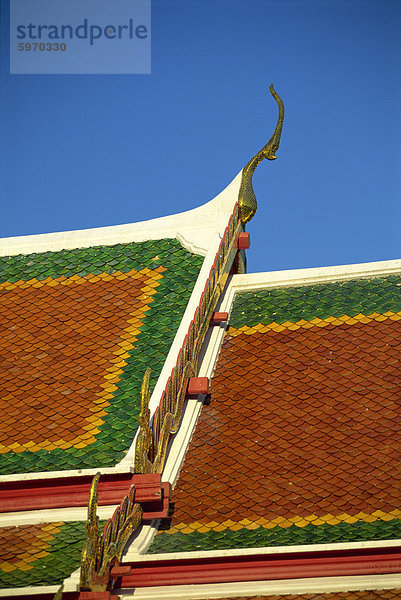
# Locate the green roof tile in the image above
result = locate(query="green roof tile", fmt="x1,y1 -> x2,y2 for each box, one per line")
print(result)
230,277 -> 401,328
149,519 -> 401,554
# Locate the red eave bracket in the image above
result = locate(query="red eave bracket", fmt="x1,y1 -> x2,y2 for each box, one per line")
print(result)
186,377 -> 209,397
210,311 -> 228,325
142,480 -> 171,519
237,232 -> 250,249
110,566 -> 131,578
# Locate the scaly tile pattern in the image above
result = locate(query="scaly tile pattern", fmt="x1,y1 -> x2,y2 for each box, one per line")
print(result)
0,520 -> 104,588
149,276 -> 401,552
0,240 -> 203,473
213,592 -> 401,600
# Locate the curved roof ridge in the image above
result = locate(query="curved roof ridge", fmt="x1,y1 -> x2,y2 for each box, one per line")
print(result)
0,172 -> 242,258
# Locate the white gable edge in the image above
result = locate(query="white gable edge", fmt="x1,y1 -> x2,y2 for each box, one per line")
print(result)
0,173 -> 242,257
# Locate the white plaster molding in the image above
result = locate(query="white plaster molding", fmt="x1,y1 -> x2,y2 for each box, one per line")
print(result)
0,465 -> 133,484
0,585 -> 61,597
4,572 -> 401,598
0,173 -> 241,257
118,220 -> 240,470
0,572 -> 401,600
131,538 -> 401,562
231,258 -> 401,294
116,575 -> 401,599
123,285 -> 235,558
117,229 -> 225,469
60,568 -> 81,594
0,504 -> 117,527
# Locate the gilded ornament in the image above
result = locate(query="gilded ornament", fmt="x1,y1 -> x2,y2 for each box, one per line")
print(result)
80,472 -> 101,589
134,368 -> 153,473
80,473 -> 143,591
238,84 -> 285,224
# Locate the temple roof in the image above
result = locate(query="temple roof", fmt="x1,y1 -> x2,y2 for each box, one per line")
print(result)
150,272 -> 401,554
1,171 -> 400,597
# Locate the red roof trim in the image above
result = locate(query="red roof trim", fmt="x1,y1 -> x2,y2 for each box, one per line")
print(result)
116,546 -> 401,588
0,473 -> 169,513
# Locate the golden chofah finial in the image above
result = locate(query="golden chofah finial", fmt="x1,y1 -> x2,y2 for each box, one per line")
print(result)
238,84 -> 285,224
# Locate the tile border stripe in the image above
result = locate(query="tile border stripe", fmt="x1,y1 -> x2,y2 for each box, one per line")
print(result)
229,311 -> 401,336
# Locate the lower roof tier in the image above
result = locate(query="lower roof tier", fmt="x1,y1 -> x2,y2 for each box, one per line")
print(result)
150,275 -> 401,553
0,519 -> 95,588
0,239 -> 203,474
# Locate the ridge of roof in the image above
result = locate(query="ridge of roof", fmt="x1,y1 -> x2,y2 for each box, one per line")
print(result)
230,258 -> 401,292
0,173 -> 241,257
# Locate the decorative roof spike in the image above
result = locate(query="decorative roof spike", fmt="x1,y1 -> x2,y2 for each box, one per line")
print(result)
80,472 -> 101,590
238,83 -> 285,224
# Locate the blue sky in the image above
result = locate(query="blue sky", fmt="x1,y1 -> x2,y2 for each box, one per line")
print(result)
1,0 -> 400,273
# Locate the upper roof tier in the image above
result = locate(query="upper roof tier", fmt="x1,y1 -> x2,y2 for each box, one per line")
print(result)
0,239 -> 203,474
0,174 -> 241,477
150,264 -> 401,554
